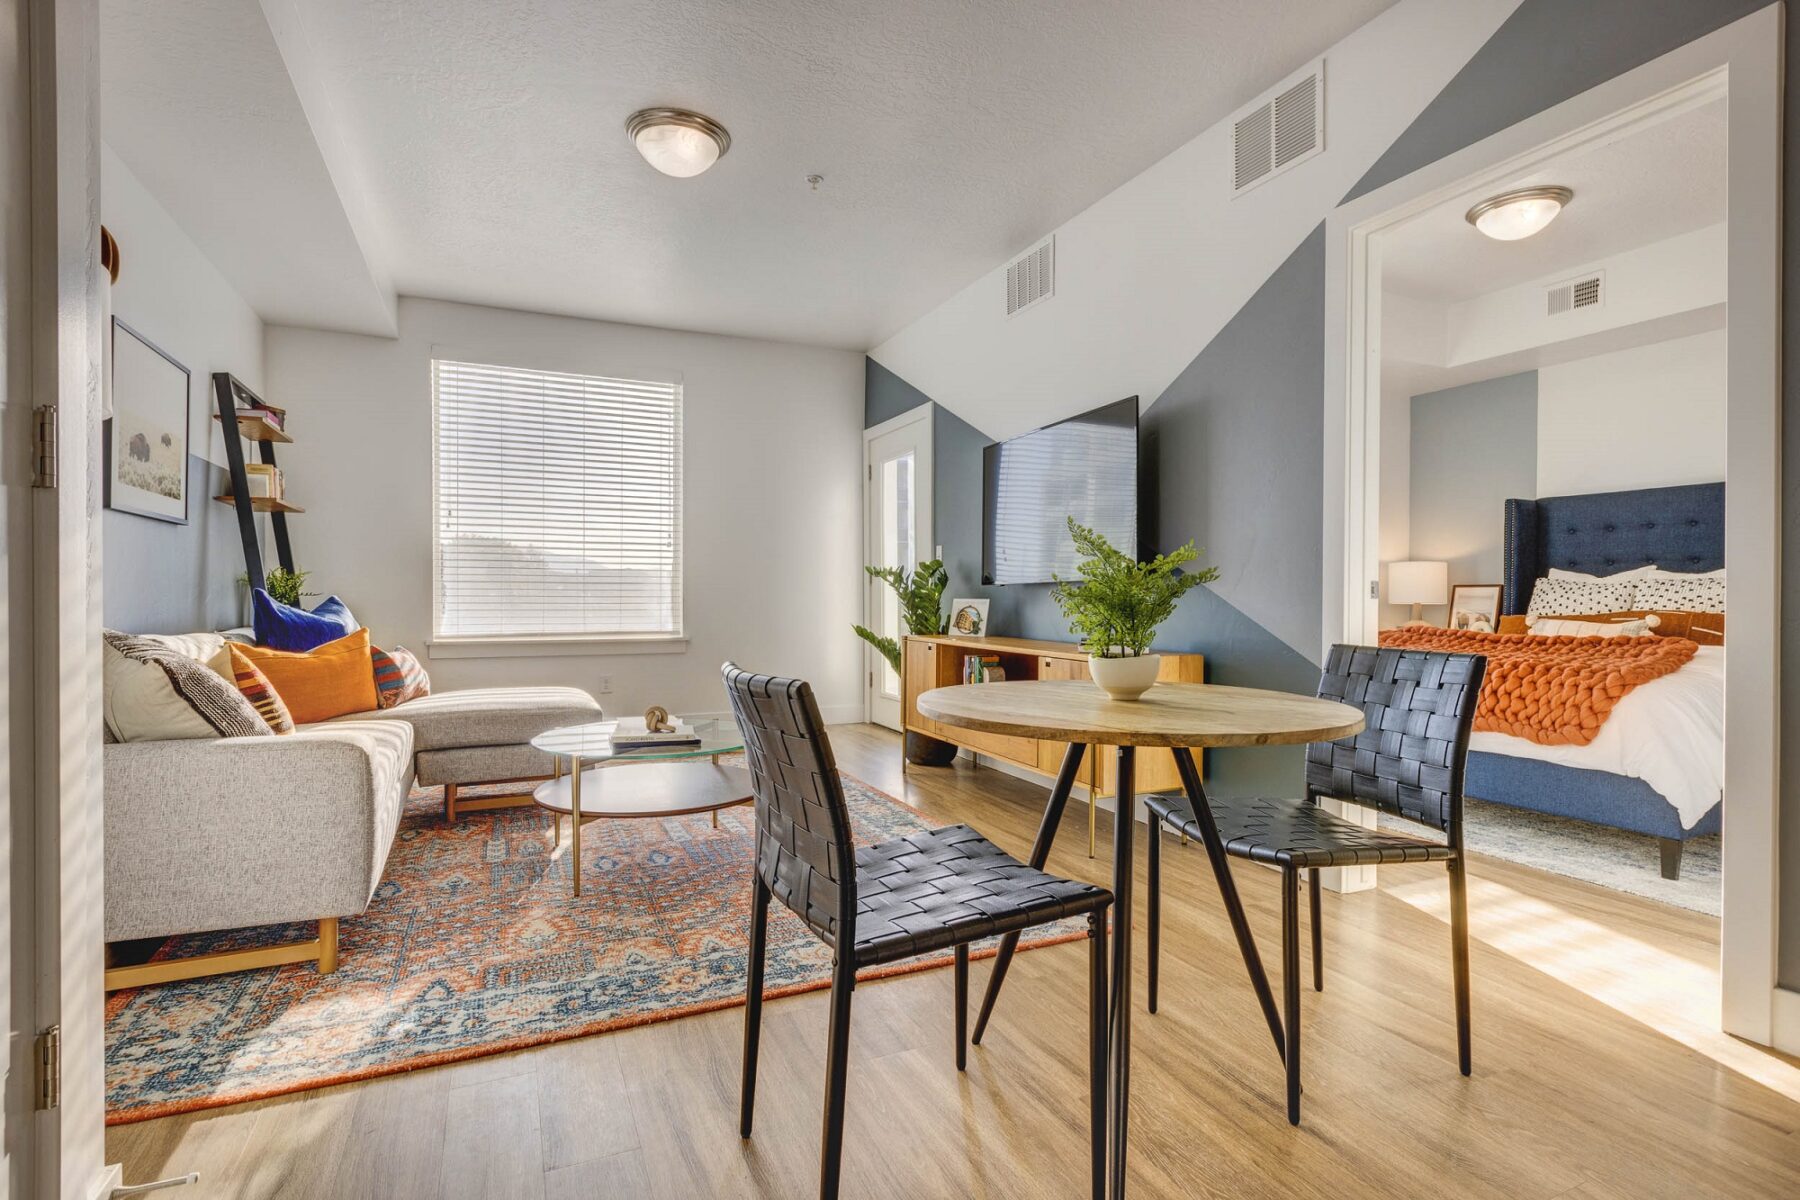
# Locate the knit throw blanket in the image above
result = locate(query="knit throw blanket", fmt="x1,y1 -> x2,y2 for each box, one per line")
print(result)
1377,627 -> 1697,747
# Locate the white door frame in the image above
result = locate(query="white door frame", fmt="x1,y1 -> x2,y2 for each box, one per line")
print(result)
1323,6 -> 1783,1046
23,0 -> 110,1195
862,405 -> 934,726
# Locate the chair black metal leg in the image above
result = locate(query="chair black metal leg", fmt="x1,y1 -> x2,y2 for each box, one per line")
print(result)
1088,910 -> 1109,1200
1448,854 -> 1472,1076
1108,746 -> 1135,1200
819,956 -> 856,1200
1171,748 -> 1286,1063
740,879 -> 770,1138
1308,867 -> 1323,993
1146,810 -> 1161,1015
1282,865 -> 1302,1126
954,944 -> 969,1071
972,741 -> 1088,1044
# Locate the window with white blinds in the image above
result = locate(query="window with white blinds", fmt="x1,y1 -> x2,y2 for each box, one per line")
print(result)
432,358 -> 683,640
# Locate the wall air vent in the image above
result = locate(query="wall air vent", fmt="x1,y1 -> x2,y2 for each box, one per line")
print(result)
1546,271 -> 1604,316
1232,60 -> 1325,195
1006,236 -> 1055,317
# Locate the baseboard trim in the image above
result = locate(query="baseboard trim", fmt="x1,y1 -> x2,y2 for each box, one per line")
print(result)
87,1163 -> 124,1200
1772,986 -> 1800,1055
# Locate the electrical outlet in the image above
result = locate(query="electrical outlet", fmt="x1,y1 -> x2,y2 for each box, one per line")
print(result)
595,675 -> 613,694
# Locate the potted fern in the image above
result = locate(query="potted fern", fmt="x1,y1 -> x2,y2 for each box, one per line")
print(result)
1051,518 -> 1217,700
853,559 -> 959,765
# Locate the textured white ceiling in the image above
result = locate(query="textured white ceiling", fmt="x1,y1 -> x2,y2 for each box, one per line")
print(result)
101,0 -> 1398,348
1381,99 -> 1728,303
100,0 -> 397,335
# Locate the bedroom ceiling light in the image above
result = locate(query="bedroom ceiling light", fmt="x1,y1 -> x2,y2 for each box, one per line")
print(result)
1465,185 -> 1574,241
626,108 -> 731,178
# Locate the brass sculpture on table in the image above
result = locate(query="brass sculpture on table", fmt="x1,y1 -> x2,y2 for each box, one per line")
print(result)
644,705 -> 675,733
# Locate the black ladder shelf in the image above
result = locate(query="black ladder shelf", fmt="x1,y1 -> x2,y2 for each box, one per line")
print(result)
211,372 -> 299,594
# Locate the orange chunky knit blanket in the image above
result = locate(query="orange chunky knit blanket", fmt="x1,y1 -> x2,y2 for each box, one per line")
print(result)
1376,627 -> 1697,747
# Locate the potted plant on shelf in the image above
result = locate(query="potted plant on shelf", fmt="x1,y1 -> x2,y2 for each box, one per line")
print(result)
853,559 -> 959,765
1051,518 -> 1217,700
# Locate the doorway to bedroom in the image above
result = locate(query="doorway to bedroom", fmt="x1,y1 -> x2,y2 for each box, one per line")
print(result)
1367,95 -> 1728,917
1325,10 -> 1784,1052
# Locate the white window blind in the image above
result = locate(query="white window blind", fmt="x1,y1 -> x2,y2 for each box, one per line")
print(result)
432,358 -> 682,640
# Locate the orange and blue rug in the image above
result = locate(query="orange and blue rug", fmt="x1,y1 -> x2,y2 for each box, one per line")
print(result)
103,768 -> 1086,1124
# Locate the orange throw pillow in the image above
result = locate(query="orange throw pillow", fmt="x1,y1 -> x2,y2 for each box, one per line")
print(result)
235,628 -> 379,725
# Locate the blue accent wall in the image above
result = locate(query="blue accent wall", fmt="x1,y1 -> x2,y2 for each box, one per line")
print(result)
103,453 -> 249,634
1410,372 -> 1538,613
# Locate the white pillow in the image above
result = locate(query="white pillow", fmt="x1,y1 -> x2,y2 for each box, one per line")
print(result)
1525,577 -> 1640,619
1633,571 -> 1726,613
1528,615 -> 1659,638
1547,565 -> 1658,582
101,631 -> 272,742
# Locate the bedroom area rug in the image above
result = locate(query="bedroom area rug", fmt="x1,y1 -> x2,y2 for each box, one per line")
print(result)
103,770 -> 1087,1125
1386,799 -> 1720,916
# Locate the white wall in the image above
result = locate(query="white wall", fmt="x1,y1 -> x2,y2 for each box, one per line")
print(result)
1377,382 -> 1412,628
868,0 -> 1520,441
1536,327 -> 1726,496
267,298 -> 866,721
102,143 -> 270,632
104,143 -> 264,467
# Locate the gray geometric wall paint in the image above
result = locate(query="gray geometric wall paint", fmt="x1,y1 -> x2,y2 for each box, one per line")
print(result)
869,0 -> 1797,969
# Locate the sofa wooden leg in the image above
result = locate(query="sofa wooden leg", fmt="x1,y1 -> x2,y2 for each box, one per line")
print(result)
318,917 -> 339,974
104,918 -> 343,991
445,783 -> 458,823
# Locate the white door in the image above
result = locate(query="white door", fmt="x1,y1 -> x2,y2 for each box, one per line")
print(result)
8,1 -> 110,1195
863,409 -> 933,731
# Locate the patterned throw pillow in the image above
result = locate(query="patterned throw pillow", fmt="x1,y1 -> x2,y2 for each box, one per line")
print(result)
102,630 -> 273,741
1525,577 -> 1640,620
225,644 -> 296,733
371,645 -> 431,709
1633,570 -> 1727,613
233,628 -> 379,725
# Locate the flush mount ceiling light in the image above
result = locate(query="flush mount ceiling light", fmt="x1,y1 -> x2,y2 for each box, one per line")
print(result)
1465,185 -> 1574,241
626,108 -> 731,178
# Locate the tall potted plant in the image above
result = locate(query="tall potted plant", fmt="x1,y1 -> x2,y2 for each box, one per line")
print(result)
853,559 -> 959,764
1051,518 -> 1217,700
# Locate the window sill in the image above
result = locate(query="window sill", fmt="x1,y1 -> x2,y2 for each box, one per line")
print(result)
425,636 -> 690,660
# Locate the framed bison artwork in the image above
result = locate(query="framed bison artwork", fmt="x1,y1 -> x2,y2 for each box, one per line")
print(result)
106,318 -> 191,524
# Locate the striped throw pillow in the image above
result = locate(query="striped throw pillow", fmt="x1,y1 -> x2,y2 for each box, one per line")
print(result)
226,644 -> 296,733
371,645 -> 430,709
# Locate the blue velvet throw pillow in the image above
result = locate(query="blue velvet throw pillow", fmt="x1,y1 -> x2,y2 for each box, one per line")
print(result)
251,589 -> 358,652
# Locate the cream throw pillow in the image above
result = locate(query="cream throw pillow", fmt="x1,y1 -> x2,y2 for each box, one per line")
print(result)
1527,615 -> 1660,639
102,630 -> 272,742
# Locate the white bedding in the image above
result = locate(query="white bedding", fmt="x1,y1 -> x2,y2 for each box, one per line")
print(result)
1466,645 -> 1724,830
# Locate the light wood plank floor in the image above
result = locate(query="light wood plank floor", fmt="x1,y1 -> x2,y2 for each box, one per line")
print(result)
108,725 -> 1800,1199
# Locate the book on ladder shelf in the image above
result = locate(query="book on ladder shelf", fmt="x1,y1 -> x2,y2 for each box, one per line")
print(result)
212,372 -> 301,594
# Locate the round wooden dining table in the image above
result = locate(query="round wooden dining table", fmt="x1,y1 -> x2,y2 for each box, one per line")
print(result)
918,679 -> 1364,1200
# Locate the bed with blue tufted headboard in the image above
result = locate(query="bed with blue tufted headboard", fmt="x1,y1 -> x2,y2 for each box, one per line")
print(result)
1469,482 -> 1725,880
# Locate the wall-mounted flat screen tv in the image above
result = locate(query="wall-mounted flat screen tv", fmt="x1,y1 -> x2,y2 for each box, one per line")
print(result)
982,396 -> 1138,585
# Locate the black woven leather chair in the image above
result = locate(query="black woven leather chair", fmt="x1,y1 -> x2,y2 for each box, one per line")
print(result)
1144,644 -> 1486,1125
723,663 -> 1113,1200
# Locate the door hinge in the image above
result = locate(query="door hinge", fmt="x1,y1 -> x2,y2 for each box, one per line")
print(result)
32,406 -> 57,489
35,1025 -> 59,1110
1369,580 -> 1380,600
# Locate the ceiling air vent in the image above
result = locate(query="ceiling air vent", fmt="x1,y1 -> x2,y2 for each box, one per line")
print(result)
1232,60 -> 1325,195
1546,272 -> 1604,316
1006,236 -> 1054,318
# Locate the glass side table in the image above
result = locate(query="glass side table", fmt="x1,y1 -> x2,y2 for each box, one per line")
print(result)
528,718 -> 749,897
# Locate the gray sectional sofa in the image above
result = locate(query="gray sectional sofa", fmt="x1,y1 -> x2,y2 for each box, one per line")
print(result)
102,633 -> 600,990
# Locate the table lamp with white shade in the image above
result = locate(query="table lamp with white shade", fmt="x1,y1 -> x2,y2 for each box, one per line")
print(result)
1389,560 -> 1448,626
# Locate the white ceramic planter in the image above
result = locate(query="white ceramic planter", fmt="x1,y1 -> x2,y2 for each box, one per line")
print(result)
1088,653 -> 1161,701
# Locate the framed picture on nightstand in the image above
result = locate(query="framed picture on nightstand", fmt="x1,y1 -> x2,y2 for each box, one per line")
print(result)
1448,583 -> 1502,632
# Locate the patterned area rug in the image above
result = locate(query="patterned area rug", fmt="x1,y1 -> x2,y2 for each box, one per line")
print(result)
1383,797 -> 1720,916
104,769 -> 1086,1124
